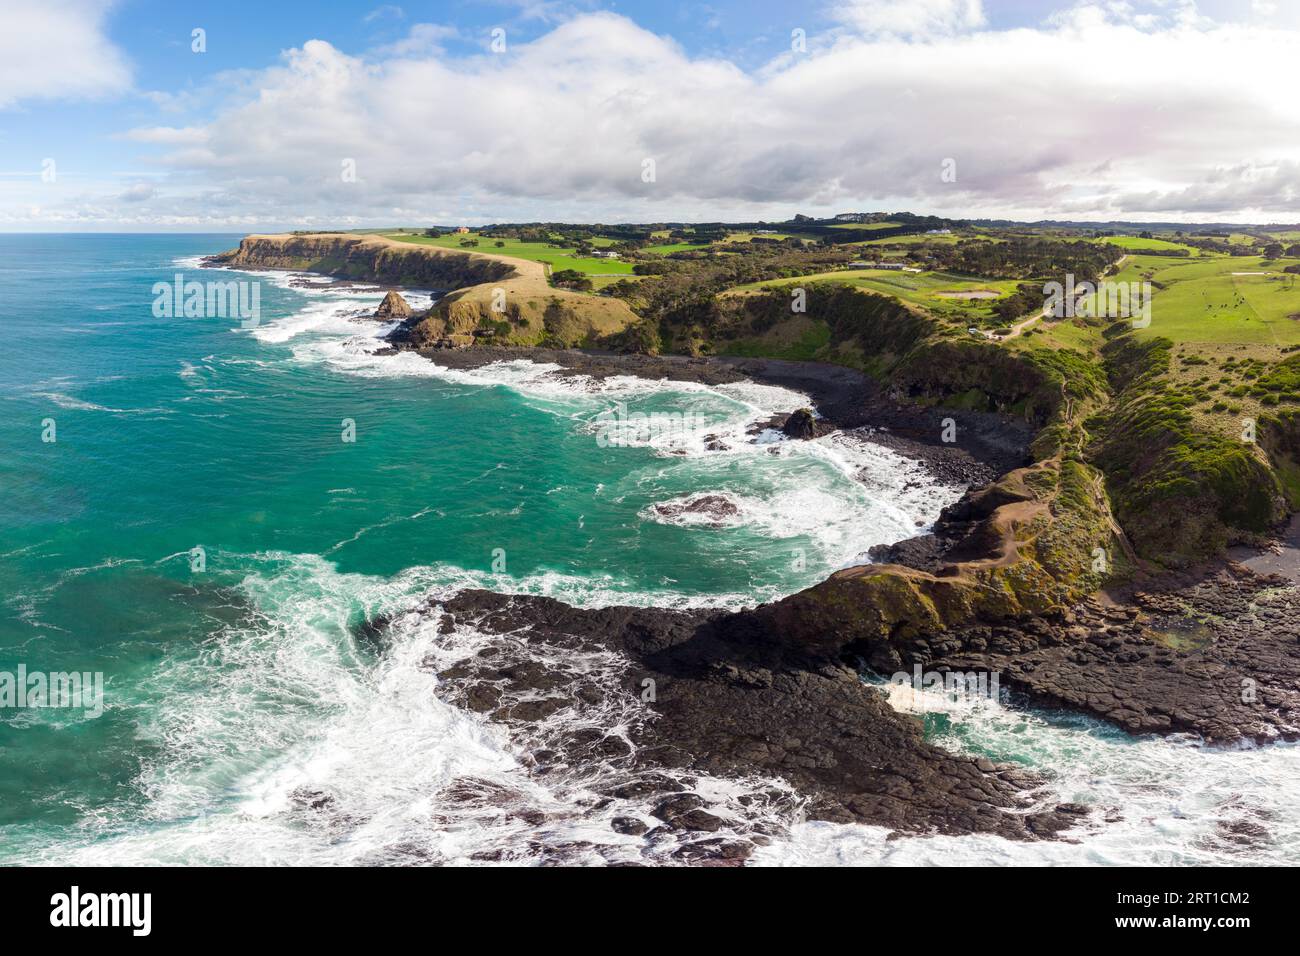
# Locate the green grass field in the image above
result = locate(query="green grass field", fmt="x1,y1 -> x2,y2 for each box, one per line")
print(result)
716,231 -> 797,243
641,241 -> 709,255
1106,254 -> 1300,346
848,232 -> 969,246
386,232 -> 636,275
638,232 -> 798,255
728,268 -> 1022,322
1092,235 -> 1203,255
828,221 -> 902,230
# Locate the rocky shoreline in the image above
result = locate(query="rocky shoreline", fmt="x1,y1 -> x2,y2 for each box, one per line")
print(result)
226,266 -> 1300,860
388,344 -> 1300,840
398,343 -> 1034,484
392,589 -> 1083,859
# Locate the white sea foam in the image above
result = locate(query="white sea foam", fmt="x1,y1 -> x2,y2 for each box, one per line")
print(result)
85,263 -> 1297,868
232,271 -> 961,578
11,552 -> 801,866
30,391 -> 170,416
754,678 -> 1300,866
32,548 -> 1293,867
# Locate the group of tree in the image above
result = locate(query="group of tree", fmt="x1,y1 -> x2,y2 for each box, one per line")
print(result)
550,269 -> 593,292
991,283 -> 1048,323
922,238 -> 1123,281
602,244 -> 856,338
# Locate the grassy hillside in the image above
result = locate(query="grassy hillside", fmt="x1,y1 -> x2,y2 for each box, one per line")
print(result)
218,232 -> 640,348
726,270 -> 1022,324
385,232 -> 636,275
242,224 -> 1300,575
1115,254 -> 1300,345
622,230 -> 1300,572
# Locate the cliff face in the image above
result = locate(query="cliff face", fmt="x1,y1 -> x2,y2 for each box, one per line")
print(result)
700,285 -> 1130,662
407,286 -> 640,349
211,233 -> 520,289
212,232 -> 640,348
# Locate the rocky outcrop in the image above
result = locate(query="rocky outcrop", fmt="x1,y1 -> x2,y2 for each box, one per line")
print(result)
361,343 -> 1300,857
375,290 -> 412,319
392,589 -> 1082,846
760,447 -> 1124,676
405,288 -> 638,351
781,408 -> 833,439
650,494 -> 742,526
922,562 -> 1300,743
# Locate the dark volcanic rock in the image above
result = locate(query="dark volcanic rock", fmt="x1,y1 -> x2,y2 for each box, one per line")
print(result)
650,494 -> 741,526
919,563 -> 1300,743
781,408 -> 834,440
406,588 -> 1076,843
384,555 -> 1300,867
354,343 -> 1300,857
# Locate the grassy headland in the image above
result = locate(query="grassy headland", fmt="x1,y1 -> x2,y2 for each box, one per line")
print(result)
218,218 -> 1300,631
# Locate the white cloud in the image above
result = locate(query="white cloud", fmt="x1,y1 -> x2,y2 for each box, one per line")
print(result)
831,0 -> 986,38
117,182 -> 156,202
372,23 -> 460,57
364,5 -> 405,23
0,0 -> 130,109
16,6 -> 1300,226
123,126 -> 210,145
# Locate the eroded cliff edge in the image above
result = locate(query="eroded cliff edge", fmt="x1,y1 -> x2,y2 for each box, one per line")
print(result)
208,232 -> 639,348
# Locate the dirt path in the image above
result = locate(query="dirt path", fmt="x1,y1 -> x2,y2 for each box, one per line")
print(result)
1002,254 -> 1130,340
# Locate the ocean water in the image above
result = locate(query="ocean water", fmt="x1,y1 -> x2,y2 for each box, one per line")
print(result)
0,234 -> 1295,866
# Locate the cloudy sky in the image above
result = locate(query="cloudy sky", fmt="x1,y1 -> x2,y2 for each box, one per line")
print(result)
3,0 -> 1300,230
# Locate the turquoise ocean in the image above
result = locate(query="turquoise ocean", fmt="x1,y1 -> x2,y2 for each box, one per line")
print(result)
1,234 -> 1296,865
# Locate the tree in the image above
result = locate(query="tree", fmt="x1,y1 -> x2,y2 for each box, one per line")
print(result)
550,269 -> 592,291
1263,242 -> 1284,260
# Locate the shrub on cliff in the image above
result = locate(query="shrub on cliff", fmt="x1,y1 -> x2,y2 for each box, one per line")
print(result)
1090,334 -> 1285,565
605,318 -> 663,356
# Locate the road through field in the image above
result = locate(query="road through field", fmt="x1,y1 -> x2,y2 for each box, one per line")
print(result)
1002,254 -> 1130,339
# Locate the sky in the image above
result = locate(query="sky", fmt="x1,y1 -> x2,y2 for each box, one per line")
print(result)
2,0 -> 1300,231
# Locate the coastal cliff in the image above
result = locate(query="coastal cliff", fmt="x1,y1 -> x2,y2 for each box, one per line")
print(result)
209,232 -> 639,348
212,233 -> 518,287
217,234 -> 1300,833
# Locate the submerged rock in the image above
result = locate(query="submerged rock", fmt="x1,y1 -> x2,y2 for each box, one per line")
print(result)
650,494 -> 742,526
